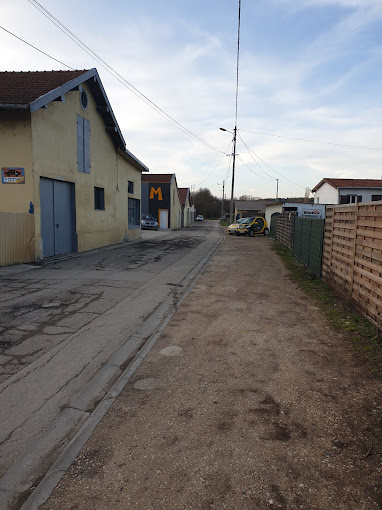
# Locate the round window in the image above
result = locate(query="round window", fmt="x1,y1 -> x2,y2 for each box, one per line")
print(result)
80,90 -> 88,110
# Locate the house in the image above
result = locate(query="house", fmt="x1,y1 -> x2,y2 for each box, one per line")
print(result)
141,174 -> 182,230
178,188 -> 193,227
0,68 -> 148,265
265,201 -> 326,228
312,178 -> 382,205
234,200 -> 268,220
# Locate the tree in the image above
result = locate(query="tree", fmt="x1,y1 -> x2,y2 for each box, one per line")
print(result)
193,188 -> 221,218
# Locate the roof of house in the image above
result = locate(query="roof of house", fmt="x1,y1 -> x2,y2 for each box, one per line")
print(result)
0,70 -> 87,105
141,174 -> 174,183
235,200 -> 268,211
312,178 -> 382,192
0,69 -> 149,173
178,188 -> 189,206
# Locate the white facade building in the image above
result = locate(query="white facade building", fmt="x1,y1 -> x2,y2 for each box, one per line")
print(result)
312,178 -> 382,205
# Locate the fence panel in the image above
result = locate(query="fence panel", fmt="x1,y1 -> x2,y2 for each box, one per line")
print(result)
276,212 -> 296,250
0,212 -> 35,267
322,202 -> 382,329
293,218 -> 324,276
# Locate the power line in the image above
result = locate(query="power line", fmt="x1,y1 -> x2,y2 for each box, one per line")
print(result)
26,0 -> 225,155
238,132 -> 276,180
237,156 -> 275,182
239,129 -> 382,152
0,25 -> 74,70
238,132 -> 307,189
195,141 -> 233,187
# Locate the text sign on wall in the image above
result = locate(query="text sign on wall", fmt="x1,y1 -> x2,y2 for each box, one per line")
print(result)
149,186 -> 163,200
1,167 -> 25,184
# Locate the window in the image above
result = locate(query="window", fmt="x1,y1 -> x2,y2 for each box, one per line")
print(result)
94,187 -> 105,210
128,198 -> 140,227
77,115 -> 90,173
80,90 -> 88,110
128,181 -> 134,194
372,195 -> 382,201
340,195 -> 362,204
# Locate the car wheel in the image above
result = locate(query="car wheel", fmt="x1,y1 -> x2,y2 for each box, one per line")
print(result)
264,228 -> 269,236
248,230 -> 255,237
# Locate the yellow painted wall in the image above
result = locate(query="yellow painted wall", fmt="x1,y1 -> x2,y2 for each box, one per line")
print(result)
0,111 -> 33,213
30,83 -> 142,258
170,181 -> 182,230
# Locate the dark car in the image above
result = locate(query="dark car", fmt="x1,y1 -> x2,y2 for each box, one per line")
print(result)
141,214 -> 159,230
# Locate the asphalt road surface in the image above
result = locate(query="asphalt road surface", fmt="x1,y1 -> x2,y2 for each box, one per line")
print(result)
0,221 -> 223,510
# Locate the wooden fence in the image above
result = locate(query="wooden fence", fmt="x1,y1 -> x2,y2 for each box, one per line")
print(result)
322,202 -> 382,329
275,211 -> 296,250
0,212 -> 35,267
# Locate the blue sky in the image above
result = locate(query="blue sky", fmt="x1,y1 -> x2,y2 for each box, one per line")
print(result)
1,0 -> 382,199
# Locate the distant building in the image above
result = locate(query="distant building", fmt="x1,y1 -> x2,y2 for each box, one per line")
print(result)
141,174 -> 182,230
312,178 -> 382,204
234,200 -> 268,220
265,202 -> 326,229
178,188 -> 194,227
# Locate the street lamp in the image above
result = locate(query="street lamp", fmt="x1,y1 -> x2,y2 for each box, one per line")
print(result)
220,127 -> 237,224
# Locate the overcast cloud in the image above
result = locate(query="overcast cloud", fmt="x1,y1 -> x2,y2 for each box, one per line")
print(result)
1,0 -> 382,199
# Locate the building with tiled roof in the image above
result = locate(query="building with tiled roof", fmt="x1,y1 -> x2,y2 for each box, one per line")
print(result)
0,68 -> 148,265
141,173 -> 182,230
312,178 -> 382,205
178,188 -> 194,227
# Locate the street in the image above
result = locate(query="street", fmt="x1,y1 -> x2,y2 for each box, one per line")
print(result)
0,221 -> 223,510
37,233 -> 381,510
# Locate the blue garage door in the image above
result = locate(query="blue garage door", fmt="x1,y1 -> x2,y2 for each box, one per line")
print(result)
40,178 -> 76,258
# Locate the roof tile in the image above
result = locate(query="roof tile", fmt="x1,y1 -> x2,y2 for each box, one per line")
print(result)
0,70 -> 89,105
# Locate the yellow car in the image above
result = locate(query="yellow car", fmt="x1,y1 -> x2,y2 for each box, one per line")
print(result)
228,216 -> 269,237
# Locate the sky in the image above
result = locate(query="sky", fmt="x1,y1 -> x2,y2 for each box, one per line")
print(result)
1,0 -> 382,199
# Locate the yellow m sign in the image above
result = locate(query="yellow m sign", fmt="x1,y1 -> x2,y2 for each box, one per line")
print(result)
149,187 -> 163,200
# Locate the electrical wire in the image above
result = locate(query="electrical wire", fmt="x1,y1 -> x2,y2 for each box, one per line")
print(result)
238,132 -> 276,180
0,24 -> 74,70
195,141 -> 233,187
239,129 -> 382,152
237,132 -> 307,190
26,0 -> 225,154
237,156 -> 276,182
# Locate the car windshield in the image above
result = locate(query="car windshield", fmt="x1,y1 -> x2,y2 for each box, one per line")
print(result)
240,217 -> 255,224
142,215 -> 155,221
234,218 -> 246,224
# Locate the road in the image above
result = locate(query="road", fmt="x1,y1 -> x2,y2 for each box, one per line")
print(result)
39,233 -> 382,510
0,221 -> 223,509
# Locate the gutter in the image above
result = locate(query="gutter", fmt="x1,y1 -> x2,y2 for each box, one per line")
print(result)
0,104 -> 29,110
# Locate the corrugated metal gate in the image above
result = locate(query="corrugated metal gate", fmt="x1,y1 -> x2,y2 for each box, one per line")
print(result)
293,218 -> 325,276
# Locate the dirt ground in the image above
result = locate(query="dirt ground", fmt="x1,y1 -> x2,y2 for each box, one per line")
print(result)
42,235 -> 382,510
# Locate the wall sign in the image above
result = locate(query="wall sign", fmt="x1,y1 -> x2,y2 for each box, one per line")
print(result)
1,167 -> 25,184
149,186 -> 163,200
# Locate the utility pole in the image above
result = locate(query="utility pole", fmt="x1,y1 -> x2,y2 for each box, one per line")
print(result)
230,127 -> 237,223
219,180 -> 225,220
219,0 -> 241,225
276,179 -> 279,201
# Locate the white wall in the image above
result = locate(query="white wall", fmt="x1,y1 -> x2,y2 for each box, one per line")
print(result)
314,182 -> 339,204
265,203 -> 282,227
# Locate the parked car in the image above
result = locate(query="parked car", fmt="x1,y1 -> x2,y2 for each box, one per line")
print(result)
141,214 -> 158,230
196,215 -> 204,221
228,216 -> 269,236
